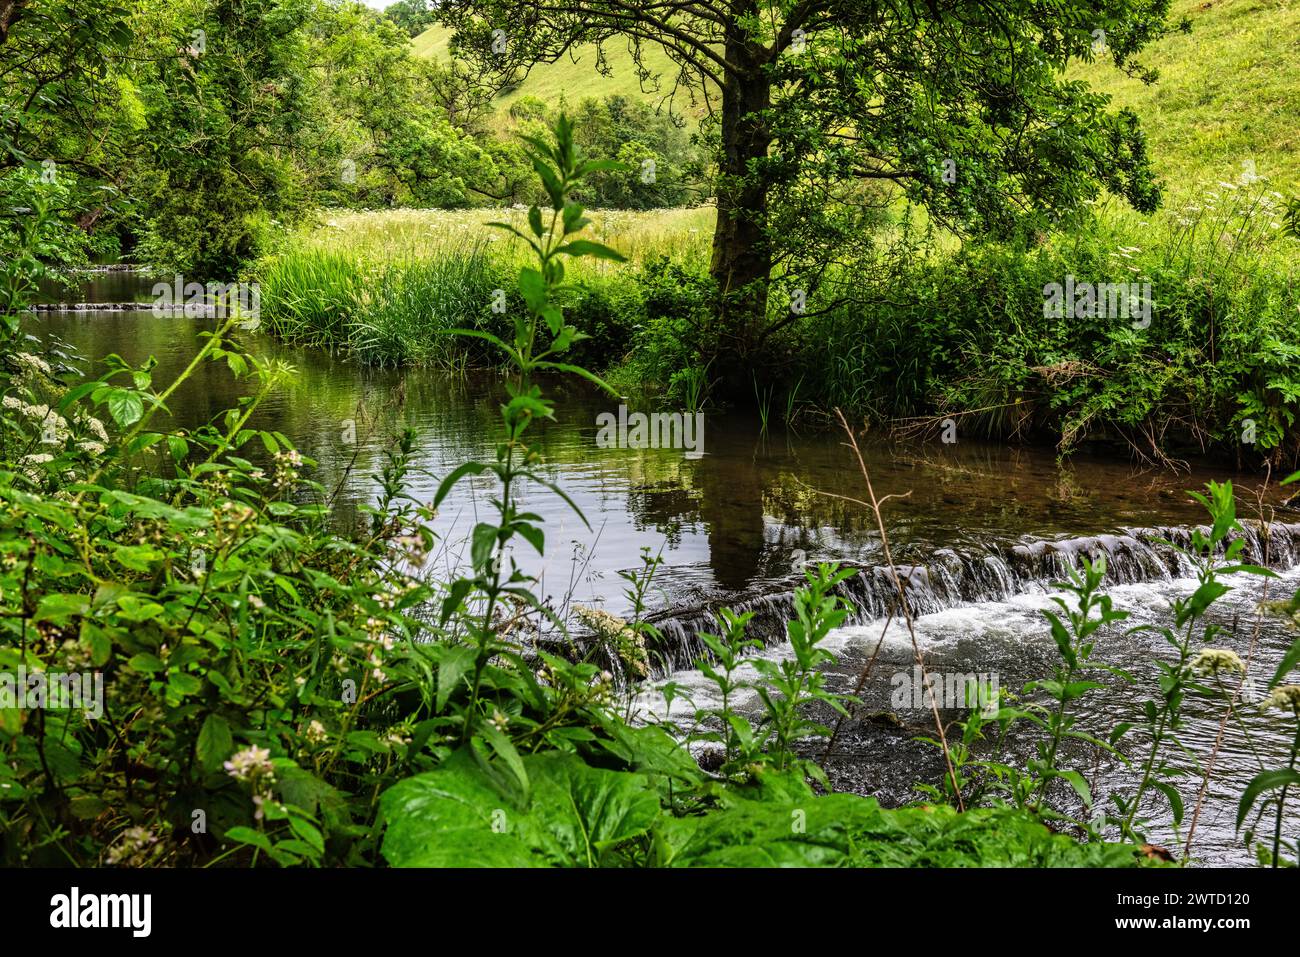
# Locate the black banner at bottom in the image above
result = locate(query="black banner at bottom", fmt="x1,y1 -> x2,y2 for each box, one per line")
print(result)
0,865 -> 1280,943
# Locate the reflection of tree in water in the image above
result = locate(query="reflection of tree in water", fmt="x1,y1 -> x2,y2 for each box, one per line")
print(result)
694,451 -> 766,591
623,480 -> 697,548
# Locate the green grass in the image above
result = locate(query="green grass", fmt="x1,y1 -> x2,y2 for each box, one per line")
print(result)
1076,0 -> 1299,198
413,24 -> 707,120
258,243 -> 505,367
286,207 -> 713,267
257,207 -> 713,366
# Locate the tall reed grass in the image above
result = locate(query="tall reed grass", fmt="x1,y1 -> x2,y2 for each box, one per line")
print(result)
258,207 -> 714,366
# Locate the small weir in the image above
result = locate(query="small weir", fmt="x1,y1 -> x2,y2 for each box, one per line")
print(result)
645,521 -> 1300,674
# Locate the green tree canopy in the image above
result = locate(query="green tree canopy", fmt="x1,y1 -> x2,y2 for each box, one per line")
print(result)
434,0 -> 1175,380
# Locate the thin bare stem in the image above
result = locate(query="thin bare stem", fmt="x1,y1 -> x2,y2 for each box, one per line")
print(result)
834,407 -> 964,811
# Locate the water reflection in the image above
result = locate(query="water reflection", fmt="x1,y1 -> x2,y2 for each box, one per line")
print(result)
24,288 -> 1299,621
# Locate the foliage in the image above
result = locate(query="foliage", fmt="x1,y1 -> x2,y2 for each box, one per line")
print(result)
435,0 -> 1176,361
929,477 -> 1300,866
0,111 -> 1222,872
790,183 -> 1300,464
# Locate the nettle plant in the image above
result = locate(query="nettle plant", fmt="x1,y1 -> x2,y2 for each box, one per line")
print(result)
936,479 -> 1300,865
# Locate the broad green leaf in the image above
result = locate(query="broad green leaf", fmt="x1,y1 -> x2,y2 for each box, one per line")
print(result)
380,749 -> 658,868
197,714 -> 233,772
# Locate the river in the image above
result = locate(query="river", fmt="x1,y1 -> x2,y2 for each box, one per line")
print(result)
30,269 -> 1300,866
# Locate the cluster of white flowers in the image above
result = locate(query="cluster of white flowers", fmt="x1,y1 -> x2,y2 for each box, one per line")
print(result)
392,534 -> 428,567
15,352 -> 53,377
304,719 -> 328,745
3,395 -> 69,441
592,670 -> 616,705
224,745 -> 277,821
272,449 -> 304,489
215,500 -> 255,532
224,745 -> 274,782
105,826 -> 158,866
367,633 -> 397,682
1191,648 -> 1246,677
84,415 -> 109,443
1263,685 -> 1300,714
574,605 -> 649,678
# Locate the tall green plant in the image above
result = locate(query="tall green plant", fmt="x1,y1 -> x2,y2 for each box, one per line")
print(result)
426,114 -> 629,790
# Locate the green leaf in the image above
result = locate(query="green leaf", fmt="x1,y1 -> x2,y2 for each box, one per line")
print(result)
513,521 -> 544,555
435,645 -> 476,711
561,202 -> 587,235
168,672 -> 202,696
1270,635 -> 1300,689
532,361 -> 618,397
106,389 -> 144,427
380,749 -> 658,867
1237,768 -> 1300,830
1178,581 -> 1230,625
197,714 -> 233,772
128,653 -> 164,673
224,826 -> 274,855
553,240 -> 627,262
432,461 -> 488,510
518,266 -> 548,314
1152,781 -> 1184,827
35,593 -> 90,623
532,158 -> 564,209
166,435 -> 189,463
470,522 -> 498,571
380,749 -> 541,868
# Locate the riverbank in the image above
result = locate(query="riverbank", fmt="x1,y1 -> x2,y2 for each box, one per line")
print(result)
252,181 -> 1300,468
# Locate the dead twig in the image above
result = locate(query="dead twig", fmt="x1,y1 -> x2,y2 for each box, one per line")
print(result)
834,407 -> 965,811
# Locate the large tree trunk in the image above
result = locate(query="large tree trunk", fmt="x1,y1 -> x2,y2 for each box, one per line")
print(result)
709,26 -> 771,393
0,0 -> 27,46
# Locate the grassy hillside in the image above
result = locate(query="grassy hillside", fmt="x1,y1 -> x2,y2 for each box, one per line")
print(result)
417,0 -> 1299,196
413,24 -> 704,118
1077,0 -> 1299,196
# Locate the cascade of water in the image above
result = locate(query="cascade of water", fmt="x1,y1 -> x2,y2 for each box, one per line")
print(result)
643,521 -> 1300,675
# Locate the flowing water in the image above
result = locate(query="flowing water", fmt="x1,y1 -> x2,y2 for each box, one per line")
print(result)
29,270 -> 1300,866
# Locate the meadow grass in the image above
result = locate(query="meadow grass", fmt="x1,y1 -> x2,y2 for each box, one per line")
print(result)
294,206 -> 714,269
1074,0 -> 1300,200
412,24 -> 707,120
258,206 -> 713,365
